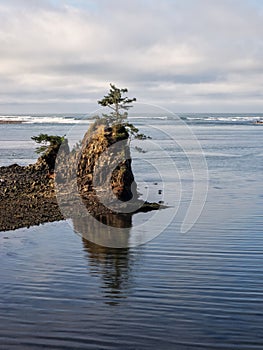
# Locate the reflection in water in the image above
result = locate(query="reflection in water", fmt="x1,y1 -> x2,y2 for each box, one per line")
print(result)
72,211 -> 132,247
82,239 -> 132,305
73,213 -> 135,305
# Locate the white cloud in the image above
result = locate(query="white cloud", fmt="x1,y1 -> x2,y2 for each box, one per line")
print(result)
0,0 -> 263,112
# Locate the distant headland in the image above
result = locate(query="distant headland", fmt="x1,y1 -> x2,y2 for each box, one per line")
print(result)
0,120 -> 23,124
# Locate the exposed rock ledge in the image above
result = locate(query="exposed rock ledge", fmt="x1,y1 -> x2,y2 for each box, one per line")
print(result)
0,120 -> 23,124
0,124 -> 163,232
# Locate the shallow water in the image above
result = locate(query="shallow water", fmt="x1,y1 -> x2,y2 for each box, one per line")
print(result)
0,115 -> 262,349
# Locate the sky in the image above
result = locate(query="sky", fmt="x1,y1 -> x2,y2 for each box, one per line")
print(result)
0,0 -> 263,113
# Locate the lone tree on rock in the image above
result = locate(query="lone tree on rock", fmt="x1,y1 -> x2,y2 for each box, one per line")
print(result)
94,84 -> 149,141
98,83 -> 136,124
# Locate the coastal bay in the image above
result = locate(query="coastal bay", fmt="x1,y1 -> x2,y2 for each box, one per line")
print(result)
0,114 -> 262,350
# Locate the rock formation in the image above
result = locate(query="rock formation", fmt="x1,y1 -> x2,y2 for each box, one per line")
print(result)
77,124 -> 137,202
0,122 -> 162,232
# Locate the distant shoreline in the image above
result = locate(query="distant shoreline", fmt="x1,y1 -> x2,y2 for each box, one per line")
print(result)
0,120 -> 23,124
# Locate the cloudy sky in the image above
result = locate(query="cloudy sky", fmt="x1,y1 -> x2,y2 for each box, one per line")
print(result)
0,0 -> 263,113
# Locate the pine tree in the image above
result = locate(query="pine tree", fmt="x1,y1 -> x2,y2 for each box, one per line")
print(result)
98,83 -> 136,125
96,84 -> 150,141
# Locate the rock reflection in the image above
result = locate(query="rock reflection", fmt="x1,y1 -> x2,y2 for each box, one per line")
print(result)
73,213 -> 134,305
72,211 -> 132,247
82,239 -> 133,305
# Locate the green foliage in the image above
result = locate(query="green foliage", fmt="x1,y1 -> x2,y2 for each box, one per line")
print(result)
31,134 -> 66,155
96,84 -> 151,142
113,124 -> 129,141
98,83 -> 136,124
123,122 -> 151,140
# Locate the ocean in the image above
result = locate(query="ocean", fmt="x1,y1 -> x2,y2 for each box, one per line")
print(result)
0,113 -> 262,349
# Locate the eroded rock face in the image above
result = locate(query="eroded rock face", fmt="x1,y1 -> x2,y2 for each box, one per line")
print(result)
35,140 -> 70,174
77,124 -> 138,202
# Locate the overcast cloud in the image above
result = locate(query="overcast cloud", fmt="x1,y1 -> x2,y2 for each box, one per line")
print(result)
0,0 -> 263,113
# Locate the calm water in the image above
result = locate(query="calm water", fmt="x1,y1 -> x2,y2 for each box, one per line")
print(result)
0,113 -> 262,349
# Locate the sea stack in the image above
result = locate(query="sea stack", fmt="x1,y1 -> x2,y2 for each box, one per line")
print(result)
77,124 -> 137,202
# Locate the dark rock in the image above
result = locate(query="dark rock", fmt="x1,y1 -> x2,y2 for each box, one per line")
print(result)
0,123 -> 162,232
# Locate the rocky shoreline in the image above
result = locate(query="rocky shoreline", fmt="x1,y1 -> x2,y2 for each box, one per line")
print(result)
0,124 -> 163,232
0,163 -> 63,231
0,163 -> 161,232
